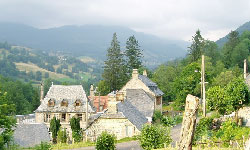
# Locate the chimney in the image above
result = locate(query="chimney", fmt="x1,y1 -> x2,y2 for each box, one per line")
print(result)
244,59 -> 247,79
40,82 -> 44,102
107,92 -> 118,114
90,85 -> 94,100
143,70 -> 147,77
132,69 -> 139,79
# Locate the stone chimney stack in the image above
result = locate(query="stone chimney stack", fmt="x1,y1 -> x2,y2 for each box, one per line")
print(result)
107,92 -> 118,114
40,82 -> 44,102
90,85 -> 94,100
244,59 -> 247,79
143,70 -> 147,77
132,69 -> 139,79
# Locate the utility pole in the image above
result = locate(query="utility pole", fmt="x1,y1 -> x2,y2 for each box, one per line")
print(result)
201,55 -> 206,117
85,97 -> 89,142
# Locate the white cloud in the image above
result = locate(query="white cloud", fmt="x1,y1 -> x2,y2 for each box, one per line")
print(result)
0,0 -> 250,41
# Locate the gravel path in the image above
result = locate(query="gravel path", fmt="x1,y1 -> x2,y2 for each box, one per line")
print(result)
62,141 -> 142,150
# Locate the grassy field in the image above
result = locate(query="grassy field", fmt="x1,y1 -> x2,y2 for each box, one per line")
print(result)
15,62 -> 71,79
78,56 -> 96,63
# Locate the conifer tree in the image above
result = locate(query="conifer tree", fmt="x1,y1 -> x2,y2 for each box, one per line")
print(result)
222,31 -> 239,68
102,33 -> 127,92
188,30 -> 205,62
125,35 -> 143,73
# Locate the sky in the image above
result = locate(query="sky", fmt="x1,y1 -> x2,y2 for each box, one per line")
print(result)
0,0 -> 250,41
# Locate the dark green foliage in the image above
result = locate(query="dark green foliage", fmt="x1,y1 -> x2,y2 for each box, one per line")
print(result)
188,30 -> 205,62
96,131 -> 116,150
152,110 -> 182,127
125,35 -> 143,73
70,117 -> 82,142
222,31 -> 240,68
43,78 -> 53,97
0,91 -> 16,150
139,125 -> 172,150
35,71 -> 42,81
173,62 -> 201,110
102,33 -> 128,92
194,117 -> 214,143
97,80 -> 110,96
57,128 -> 67,143
50,117 -> 61,143
70,117 -> 80,132
0,76 -> 40,114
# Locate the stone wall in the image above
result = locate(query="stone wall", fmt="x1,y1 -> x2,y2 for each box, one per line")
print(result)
88,118 -> 140,141
238,107 -> 250,126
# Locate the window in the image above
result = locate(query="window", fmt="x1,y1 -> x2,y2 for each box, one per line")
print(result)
77,114 -> 82,121
61,99 -> 68,107
61,113 -> 66,122
156,96 -> 161,105
48,99 -> 55,107
75,100 -> 81,106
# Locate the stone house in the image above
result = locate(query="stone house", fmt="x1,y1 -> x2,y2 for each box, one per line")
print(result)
86,69 -> 164,140
119,69 -> 164,113
35,84 -> 94,136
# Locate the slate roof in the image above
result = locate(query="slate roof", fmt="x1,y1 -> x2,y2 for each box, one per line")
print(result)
13,123 -> 51,147
138,75 -> 164,96
126,89 -> 154,118
117,100 -> 148,130
35,85 -> 94,113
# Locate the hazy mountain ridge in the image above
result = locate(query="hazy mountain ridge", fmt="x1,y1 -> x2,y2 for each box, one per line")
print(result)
0,23 -> 189,67
216,21 -> 250,46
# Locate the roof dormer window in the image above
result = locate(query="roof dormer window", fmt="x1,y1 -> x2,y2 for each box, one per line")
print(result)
48,99 -> 55,107
75,100 -> 81,106
61,99 -> 68,107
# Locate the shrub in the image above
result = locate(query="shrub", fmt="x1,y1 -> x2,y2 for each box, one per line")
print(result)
50,117 -> 61,143
34,142 -> 51,150
194,117 -> 214,143
72,131 -> 82,143
139,125 -> 172,150
96,131 -> 116,150
57,128 -> 67,143
152,110 -> 163,123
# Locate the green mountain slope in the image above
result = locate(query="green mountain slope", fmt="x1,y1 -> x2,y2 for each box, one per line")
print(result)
0,23 -> 189,67
216,21 -> 250,46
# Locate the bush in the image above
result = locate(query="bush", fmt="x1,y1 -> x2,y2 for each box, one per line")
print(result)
96,131 -> 116,150
72,131 -> 82,143
34,142 -> 51,150
194,117 -> 214,143
214,119 -> 250,147
139,125 -> 172,150
57,128 -> 67,143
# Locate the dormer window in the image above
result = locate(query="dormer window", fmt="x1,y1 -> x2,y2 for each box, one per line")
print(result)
48,99 -> 55,107
75,100 -> 81,106
61,99 -> 68,107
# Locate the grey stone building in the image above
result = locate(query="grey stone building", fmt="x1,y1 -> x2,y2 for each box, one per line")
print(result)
35,84 -> 94,135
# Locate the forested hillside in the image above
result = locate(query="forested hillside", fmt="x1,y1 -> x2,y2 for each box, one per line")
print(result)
0,42 -> 102,84
216,21 -> 250,46
0,23 -> 188,67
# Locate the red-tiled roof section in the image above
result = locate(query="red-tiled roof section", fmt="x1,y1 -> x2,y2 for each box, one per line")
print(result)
88,96 -> 108,112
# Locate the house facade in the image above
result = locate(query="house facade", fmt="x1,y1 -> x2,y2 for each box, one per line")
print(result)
35,84 -> 94,135
86,69 -> 164,140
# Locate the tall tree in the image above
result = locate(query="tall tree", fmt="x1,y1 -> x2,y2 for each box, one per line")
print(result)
188,30 -> 205,62
222,31 -> 240,68
0,91 -> 16,149
102,33 -> 127,92
125,35 -> 143,73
